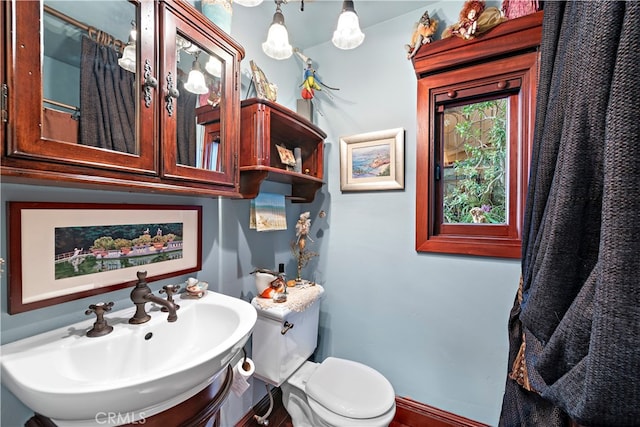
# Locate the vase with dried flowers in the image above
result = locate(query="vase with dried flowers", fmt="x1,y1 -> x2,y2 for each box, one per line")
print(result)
291,211 -> 318,282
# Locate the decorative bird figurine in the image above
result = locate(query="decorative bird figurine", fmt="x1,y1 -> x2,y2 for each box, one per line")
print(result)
301,66 -> 338,100
294,48 -> 339,100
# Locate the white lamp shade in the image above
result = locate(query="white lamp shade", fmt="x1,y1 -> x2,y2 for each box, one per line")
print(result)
205,56 -> 223,77
118,44 -> 136,73
184,68 -> 209,94
262,22 -> 293,60
234,0 -> 263,6
332,10 -> 365,50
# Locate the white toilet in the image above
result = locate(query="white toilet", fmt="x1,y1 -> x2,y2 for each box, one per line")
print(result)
251,286 -> 396,427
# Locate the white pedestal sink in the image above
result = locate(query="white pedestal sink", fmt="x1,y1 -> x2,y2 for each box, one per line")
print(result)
0,291 -> 257,426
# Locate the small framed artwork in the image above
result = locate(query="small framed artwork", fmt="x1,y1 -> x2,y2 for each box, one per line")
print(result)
7,202 -> 202,314
340,127 -> 405,191
276,144 -> 296,168
250,60 -> 277,102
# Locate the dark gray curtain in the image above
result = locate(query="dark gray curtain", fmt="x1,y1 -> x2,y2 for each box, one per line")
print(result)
500,2 -> 640,426
80,36 -> 136,154
176,78 -> 198,167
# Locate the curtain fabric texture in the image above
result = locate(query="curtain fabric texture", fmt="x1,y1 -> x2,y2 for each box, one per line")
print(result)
176,78 -> 198,167
80,36 -> 136,154
500,2 -> 640,426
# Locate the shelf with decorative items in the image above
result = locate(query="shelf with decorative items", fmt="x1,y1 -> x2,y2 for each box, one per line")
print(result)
238,98 -> 326,203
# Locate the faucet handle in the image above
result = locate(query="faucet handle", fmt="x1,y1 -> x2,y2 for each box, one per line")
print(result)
159,284 -> 181,311
85,302 -> 114,338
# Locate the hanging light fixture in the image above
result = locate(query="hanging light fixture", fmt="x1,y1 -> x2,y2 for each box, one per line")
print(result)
184,52 -> 209,94
234,0 -> 263,6
332,0 -> 365,50
262,0 -> 293,60
118,21 -> 137,72
205,55 -> 223,78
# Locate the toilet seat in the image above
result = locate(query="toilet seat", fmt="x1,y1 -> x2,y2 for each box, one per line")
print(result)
307,395 -> 396,427
305,357 -> 395,419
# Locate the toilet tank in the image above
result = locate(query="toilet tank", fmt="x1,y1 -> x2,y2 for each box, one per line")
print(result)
251,285 -> 324,386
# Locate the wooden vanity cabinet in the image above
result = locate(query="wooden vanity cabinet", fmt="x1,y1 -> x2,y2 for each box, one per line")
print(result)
239,98 -> 326,203
0,0 -> 243,197
25,365 -> 233,427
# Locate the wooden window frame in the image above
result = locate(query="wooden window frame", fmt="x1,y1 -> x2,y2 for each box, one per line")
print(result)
416,51 -> 538,258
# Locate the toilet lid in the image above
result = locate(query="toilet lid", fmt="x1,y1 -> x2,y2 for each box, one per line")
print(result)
305,357 -> 395,419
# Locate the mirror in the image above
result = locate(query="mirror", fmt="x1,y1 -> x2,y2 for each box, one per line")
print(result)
441,98 -> 508,224
174,33 -> 225,171
42,0 -> 138,154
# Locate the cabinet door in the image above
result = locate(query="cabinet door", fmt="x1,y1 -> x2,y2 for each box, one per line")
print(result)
159,0 -> 239,189
7,0 -> 156,174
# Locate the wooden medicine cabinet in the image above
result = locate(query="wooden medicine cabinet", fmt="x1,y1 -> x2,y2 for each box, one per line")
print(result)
1,0 -> 243,197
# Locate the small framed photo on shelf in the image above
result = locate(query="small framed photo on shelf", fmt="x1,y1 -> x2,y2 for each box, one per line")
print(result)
340,127 -> 405,192
276,144 -> 296,169
250,60 -> 277,102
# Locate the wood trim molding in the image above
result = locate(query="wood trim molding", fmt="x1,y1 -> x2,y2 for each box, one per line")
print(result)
235,390 -> 489,427
393,396 -> 489,427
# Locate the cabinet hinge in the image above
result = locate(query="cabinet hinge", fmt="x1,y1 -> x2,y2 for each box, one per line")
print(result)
235,69 -> 239,92
1,83 -> 7,123
234,152 -> 238,175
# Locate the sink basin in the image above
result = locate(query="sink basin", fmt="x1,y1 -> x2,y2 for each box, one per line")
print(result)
0,290 -> 257,426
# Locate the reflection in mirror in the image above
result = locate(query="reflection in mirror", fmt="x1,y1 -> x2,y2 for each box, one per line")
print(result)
42,0 -> 138,154
175,34 -> 225,171
441,98 -> 507,224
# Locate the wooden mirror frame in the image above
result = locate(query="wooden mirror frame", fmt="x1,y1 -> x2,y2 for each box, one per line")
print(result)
413,12 -> 543,258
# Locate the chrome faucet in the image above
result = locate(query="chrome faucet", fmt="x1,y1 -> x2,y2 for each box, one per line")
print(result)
129,271 -> 178,324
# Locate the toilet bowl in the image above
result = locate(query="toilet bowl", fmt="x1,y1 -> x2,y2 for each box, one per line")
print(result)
281,358 -> 396,427
251,286 -> 396,427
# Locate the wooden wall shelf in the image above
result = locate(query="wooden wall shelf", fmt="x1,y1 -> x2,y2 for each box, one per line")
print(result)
239,98 -> 326,203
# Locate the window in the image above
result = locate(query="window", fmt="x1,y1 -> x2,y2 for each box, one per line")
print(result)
416,51 -> 538,258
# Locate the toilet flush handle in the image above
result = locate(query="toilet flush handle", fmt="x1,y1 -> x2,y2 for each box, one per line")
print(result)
281,321 -> 294,335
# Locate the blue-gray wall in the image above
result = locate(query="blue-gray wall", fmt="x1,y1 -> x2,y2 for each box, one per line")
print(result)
1,2 -> 518,426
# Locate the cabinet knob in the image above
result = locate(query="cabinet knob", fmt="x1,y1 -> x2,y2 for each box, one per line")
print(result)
164,72 -> 179,117
447,90 -> 457,98
142,59 -> 157,108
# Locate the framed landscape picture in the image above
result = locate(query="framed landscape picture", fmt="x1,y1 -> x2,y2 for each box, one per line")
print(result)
339,127 -> 405,192
7,202 -> 202,314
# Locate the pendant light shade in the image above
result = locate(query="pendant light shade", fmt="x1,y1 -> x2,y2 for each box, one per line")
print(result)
262,2 -> 292,60
184,59 -> 209,94
118,43 -> 137,73
118,21 -> 137,72
234,0 -> 264,6
332,0 -> 365,50
205,56 -> 223,78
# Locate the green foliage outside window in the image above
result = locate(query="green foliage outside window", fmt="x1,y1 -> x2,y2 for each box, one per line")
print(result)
443,99 -> 507,224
